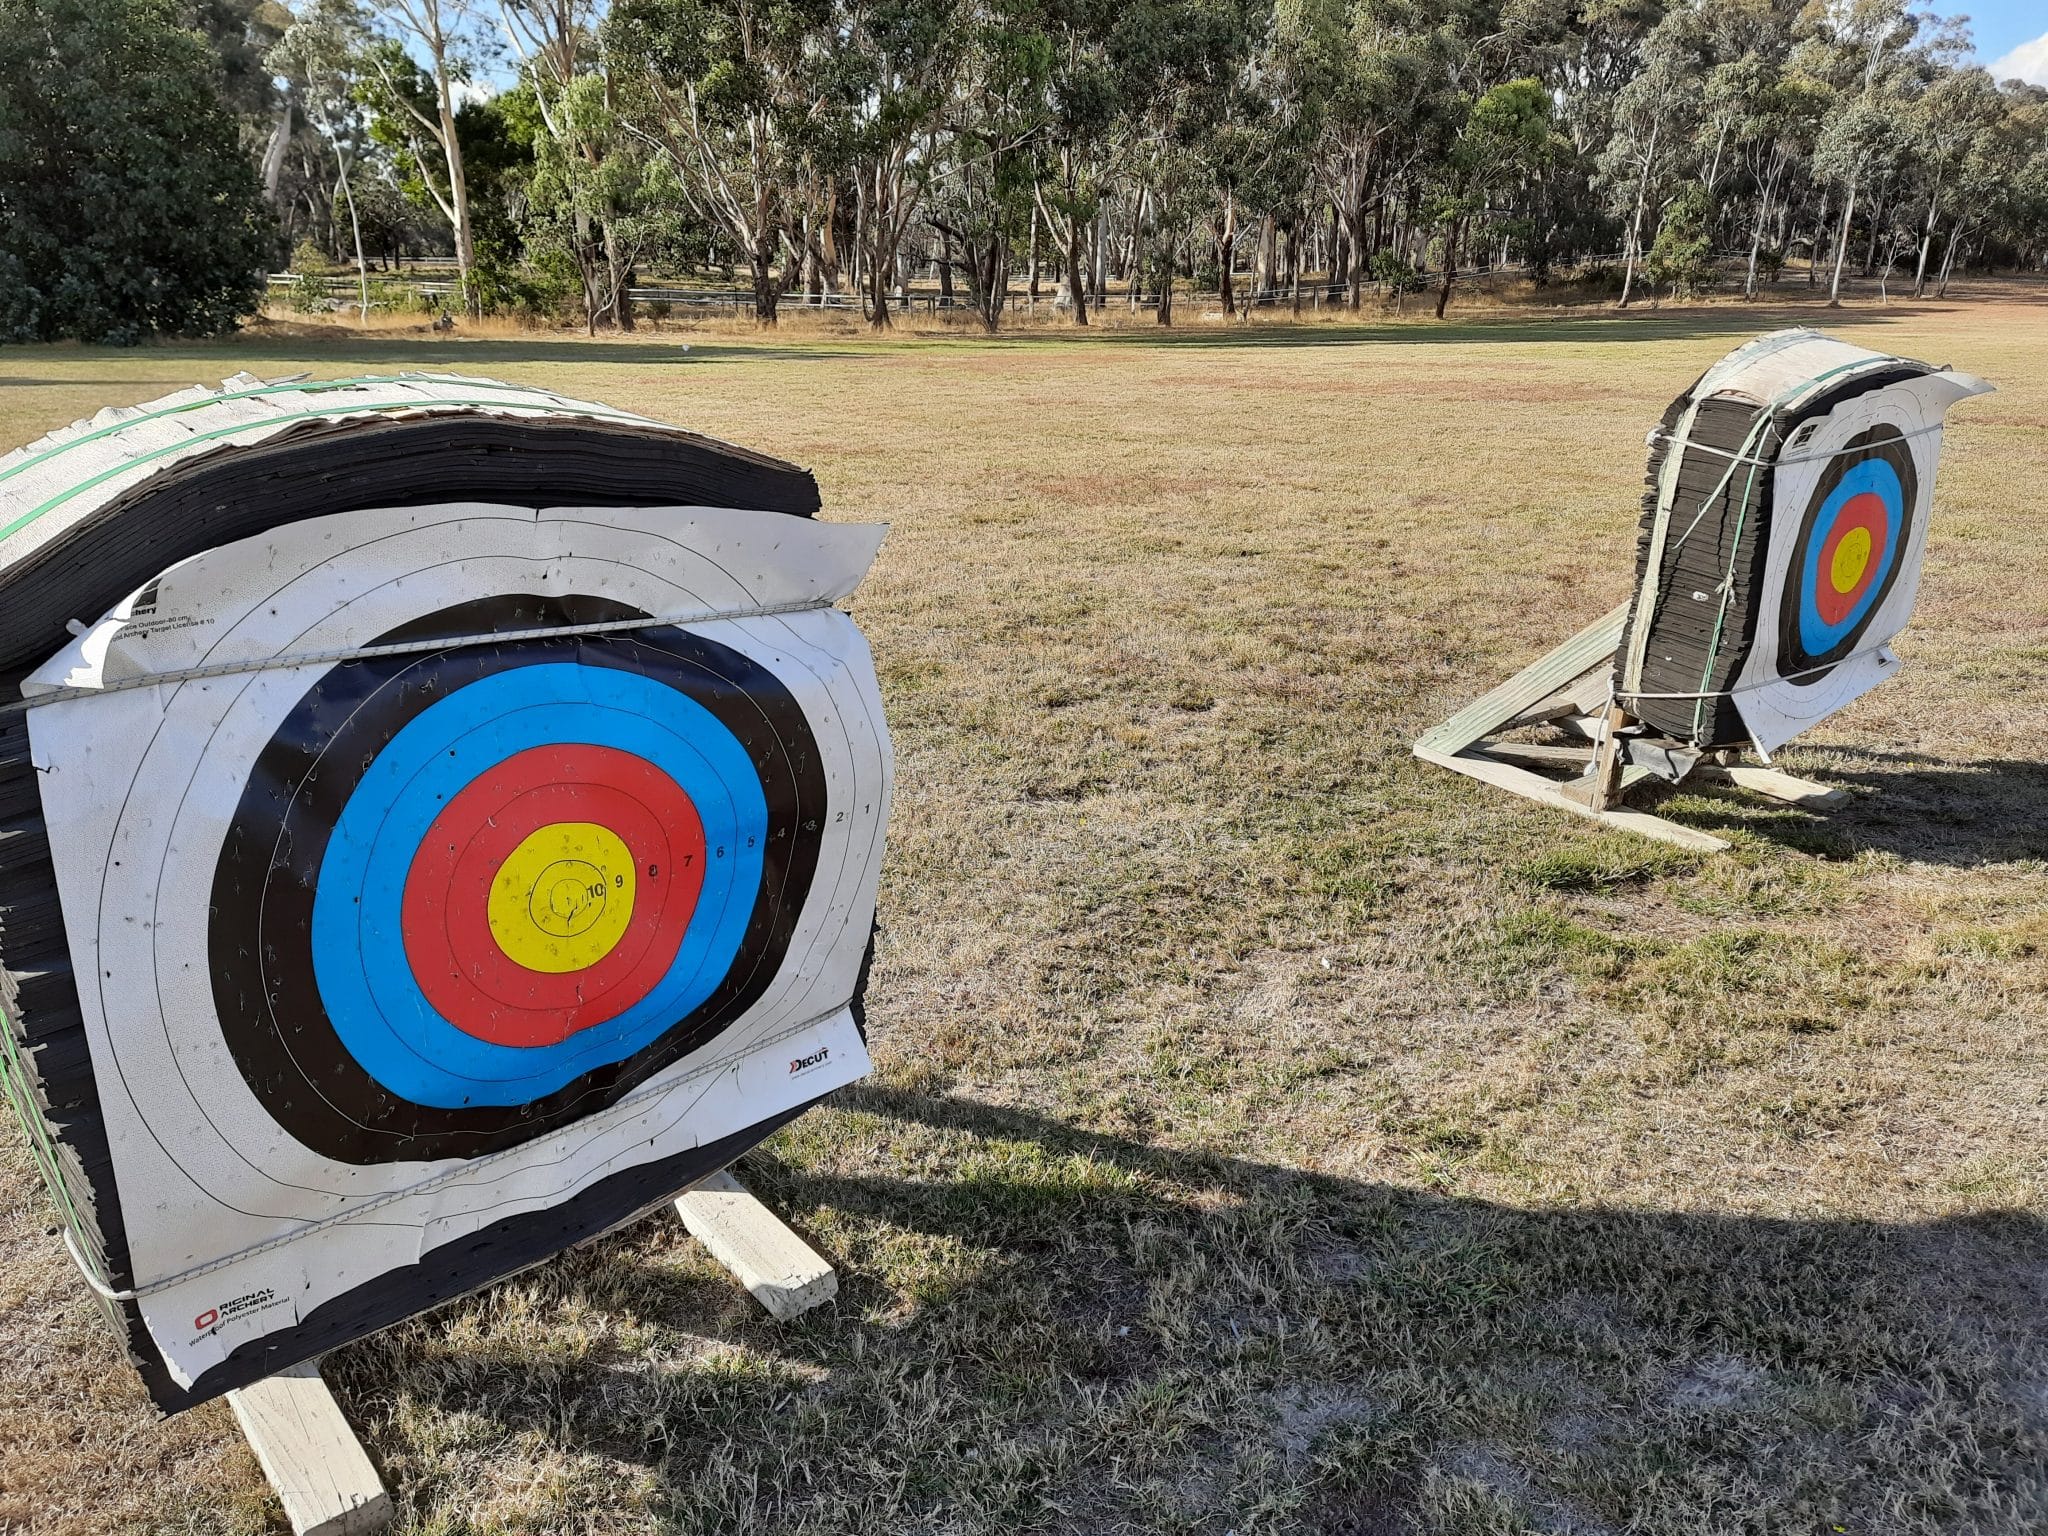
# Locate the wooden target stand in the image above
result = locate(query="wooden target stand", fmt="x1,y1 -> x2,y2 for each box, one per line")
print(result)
1413,601 -> 1845,853
224,1168 -> 836,1535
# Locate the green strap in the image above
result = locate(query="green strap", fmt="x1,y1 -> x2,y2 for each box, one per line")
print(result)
0,396 -> 644,546
0,373 -> 564,495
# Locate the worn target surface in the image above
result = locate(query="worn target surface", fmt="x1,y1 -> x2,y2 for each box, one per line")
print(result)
210,599 -> 832,1162
3,376 -> 892,1408
1775,426 -> 1916,679
1616,329 -> 1991,753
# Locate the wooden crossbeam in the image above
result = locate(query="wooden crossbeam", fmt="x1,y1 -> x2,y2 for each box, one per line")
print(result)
228,1361 -> 391,1536
227,1167 -> 837,1531
1415,744 -> 1731,852
1692,762 -> 1846,807
674,1169 -> 838,1321
1416,601 -> 1631,757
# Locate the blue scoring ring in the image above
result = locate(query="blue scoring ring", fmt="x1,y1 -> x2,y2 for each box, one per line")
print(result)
309,664 -> 769,1108
1795,457 -> 1904,658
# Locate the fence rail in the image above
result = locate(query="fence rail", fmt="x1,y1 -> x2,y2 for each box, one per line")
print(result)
266,256 -> 1604,319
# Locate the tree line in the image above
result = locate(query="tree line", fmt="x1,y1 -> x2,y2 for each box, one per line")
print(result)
5,0 -> 2048,342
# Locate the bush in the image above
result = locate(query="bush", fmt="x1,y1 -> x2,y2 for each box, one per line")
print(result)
1646,184 -> 1720,300
1369,250 -> 1420,295
285,271 -> 331,315
0,0 -> 274,343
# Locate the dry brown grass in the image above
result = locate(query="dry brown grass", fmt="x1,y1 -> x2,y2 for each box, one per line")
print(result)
1,285 -> 2044,1535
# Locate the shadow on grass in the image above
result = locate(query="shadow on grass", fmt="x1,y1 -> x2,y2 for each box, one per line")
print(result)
336,1083 -> 2048,1535
1649,749 -> 2048,866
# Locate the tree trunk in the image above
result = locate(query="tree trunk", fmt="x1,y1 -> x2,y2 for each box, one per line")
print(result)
750,240 -> 779,325
870,245 -> 892,331
1288,222 -> 1302,315
1617,118 -> 1659,310
1027,205 -> 1040,308
604,220 -> 635,330
1936,216 -> 1963,296
1744,181 -> 1769,300
431,66 -> 477,315
333,151 -> 370,327
1215,203 -> 1237,317
1435,218 -> 1460,319
1066,207 -> 1089,326
1828,181 -> 1857,306
1808,190 -> 1827,286
1912,181 -> 1940,298
1091,212 -> 1107,308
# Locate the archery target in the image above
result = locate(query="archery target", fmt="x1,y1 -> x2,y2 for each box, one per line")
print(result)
210,603 -> 829,1159
0,375 -> 893,1409
1776,426 -> 1916,678
1615,330 -> 1991,753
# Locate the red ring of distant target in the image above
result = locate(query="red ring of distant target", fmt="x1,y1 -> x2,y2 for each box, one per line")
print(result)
400,743 -> 707,1048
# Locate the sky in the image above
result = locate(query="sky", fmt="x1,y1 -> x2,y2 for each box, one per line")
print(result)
1924,0 -> 2048,85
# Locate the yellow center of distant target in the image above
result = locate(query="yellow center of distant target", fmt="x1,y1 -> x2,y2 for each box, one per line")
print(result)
487,822 -> 636,973
1830,526 -> 1873,594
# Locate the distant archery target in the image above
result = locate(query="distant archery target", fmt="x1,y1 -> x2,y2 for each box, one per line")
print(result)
1776,424 -> 1918,679
207,596 -> 827,1164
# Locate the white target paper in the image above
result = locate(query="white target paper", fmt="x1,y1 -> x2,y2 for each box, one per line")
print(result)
24,501 -> 892,1388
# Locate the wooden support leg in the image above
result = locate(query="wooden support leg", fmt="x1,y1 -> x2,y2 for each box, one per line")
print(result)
228,1360 -> 391,1536
1691,762 -> 1847,807
1561,702 -> 1630,811
674,1169 -> 838,1321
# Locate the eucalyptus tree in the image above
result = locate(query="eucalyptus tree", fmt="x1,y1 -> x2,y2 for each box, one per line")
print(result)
1599,9 -> 1703,307
269,0 -> 376,319
1906,66 -> 2003,297
1427,74 -> 1551,317
1290,0 -> 1445,308
498,0 -> 645,328
608,0 -> 832,323
925,1 -> 1050,331
836,0 -> 959,328
356,0 -> 493,309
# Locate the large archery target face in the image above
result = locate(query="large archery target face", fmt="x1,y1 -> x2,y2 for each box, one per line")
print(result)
1775,424 -> 1918,678
208,596 -> 828,1163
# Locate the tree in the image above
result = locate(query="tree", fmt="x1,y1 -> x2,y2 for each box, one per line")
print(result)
357,0 -> 489,312
269,0 -> 376,321
1429,76 -> 1551,319
0,0 -> 275,343
609,0 -> 831,324
837,0 -> 958,329
1644,180 -> 1715,299
1599,14 -> 1703,310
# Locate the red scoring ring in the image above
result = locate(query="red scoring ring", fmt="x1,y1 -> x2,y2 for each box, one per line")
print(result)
441,780 -> 675,1010
1812,491 -> 1890,629
401,743 -> 707,1048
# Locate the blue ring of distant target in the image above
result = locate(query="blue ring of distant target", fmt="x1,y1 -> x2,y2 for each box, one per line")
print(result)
1794,457 -> 1904,657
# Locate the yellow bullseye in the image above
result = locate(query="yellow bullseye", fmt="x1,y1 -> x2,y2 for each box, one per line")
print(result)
487,821 -> 636,974
1830,526 -> 1872,594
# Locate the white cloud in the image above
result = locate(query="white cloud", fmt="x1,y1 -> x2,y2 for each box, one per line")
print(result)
1989,31 -> 2048,87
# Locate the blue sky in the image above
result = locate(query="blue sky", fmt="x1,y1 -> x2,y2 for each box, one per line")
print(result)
1924,0 -> 2048,82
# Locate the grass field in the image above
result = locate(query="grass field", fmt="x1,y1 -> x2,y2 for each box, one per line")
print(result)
1,289 -> 2044,1536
